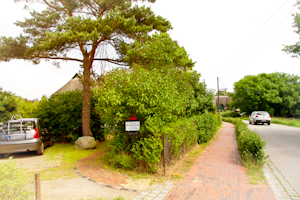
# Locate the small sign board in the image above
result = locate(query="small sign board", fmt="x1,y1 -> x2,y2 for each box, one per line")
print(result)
128,131 -> 138,136
125,121 -> 140,132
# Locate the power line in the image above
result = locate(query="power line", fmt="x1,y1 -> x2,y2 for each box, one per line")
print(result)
206,0 -> 295,82
223,27 -> 293,76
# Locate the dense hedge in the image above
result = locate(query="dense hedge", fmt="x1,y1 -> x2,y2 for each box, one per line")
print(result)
36,90 -> 104,143
222,117 -> 266,163
104,113 -> 219,172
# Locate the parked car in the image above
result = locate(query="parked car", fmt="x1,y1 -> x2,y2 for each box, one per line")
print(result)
0,115 -> 53,158
249,111 -> 271,125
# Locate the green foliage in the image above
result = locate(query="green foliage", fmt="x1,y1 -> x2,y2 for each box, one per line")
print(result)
0,0 -> 172,137
162,113 -> 219,157
193,113 -> 219,143
36,90 -> 104,142
0,87 -> 38,122
123,32 -> 195,70
103,113 -> 219,172
283,3 -> 300,58
0,87 -> 17,122
0,0 -> 171,64
94,31 -> 216,172
0,157 -> 33,199
15,97 -> 39,118
133,136 -> 163,172
161,117 -> 198,157
223,117 -> 266,163
221,111 -> 241,118
230,72 -> 300,118
95,66 -> 197,130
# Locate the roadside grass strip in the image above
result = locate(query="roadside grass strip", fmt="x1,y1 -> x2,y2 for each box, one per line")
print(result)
271,117 -> 300,128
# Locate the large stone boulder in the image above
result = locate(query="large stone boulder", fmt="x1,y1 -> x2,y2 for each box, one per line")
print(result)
75,136 -> 97,150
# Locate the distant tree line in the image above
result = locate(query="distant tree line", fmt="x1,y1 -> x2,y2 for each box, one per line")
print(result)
230,72 -> 300,118
0,87 -> 38,122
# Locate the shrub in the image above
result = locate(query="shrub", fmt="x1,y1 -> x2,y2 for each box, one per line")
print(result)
223,117 -> 266,163
103,113 -> 219,172
161,117 -> 198,157
221,111 -> 241,118
36,90 -> 104,142
95,66 -> 217,172
193,113 -> 219,143
133,136 -> 163,172
0,157 -> 33,199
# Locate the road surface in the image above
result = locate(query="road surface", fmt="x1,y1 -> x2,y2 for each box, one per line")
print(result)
244,120 -> 300,195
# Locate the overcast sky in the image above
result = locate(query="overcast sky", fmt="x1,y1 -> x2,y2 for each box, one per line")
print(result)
0,0 -> 300,100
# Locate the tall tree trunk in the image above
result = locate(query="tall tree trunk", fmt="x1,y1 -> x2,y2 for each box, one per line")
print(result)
82,58 -> 92,136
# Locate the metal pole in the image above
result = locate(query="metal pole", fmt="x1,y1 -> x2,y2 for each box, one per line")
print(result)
217,77 -> 220,126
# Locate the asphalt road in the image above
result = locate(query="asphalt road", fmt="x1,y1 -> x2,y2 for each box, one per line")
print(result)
243,120 -> 300,195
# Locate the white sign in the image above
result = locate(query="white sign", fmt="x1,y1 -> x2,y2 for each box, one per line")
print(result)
125,121 -> 140,132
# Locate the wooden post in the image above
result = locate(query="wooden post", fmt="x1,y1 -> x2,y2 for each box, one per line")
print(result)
163,133 -> 166,175
35,173 -> 41,200
217,77 -> 220,126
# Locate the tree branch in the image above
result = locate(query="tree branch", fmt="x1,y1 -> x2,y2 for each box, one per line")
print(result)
34,55 -> 83,62
93,58 -> 127,66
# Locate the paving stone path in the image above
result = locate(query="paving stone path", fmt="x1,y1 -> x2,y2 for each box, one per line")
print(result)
0,151 -> 62,169
164,122 -> 276,200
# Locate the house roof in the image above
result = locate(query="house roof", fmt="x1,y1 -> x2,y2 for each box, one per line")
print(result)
53,73 -> 83,95
213,96 -> 232,106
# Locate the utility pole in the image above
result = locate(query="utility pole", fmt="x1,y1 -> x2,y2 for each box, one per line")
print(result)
217,77 -> 220,126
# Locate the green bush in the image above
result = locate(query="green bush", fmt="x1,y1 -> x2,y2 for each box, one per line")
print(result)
0,157 -> 33,199
95,65 -> 216,172
36,90 -> 104,142
161,117 -> 198,157
221,111 -> 241,118
133,136 -> 163,172
103,113 -> 219,172
223,117 -> 266,163
193,113 -> 219,143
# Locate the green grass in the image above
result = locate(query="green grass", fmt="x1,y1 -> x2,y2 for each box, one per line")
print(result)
271,117 -> 300,128
0,141 -> 110,199
0,158 -> 34,199
36,141 -> 108,180
241,157 -> 267,184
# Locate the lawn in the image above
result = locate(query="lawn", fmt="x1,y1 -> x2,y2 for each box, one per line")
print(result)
271,117 -> 300,128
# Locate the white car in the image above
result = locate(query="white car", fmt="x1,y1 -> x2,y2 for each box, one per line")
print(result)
249,111 -> 271,125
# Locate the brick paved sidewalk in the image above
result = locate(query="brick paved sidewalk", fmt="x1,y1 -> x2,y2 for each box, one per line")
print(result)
165,122 -> 276,200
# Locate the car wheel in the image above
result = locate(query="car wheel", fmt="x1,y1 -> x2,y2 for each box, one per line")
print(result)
249,120 -> 251,124
254,122 -> 257,125
268,122 -> 271,125
37,142 -> 44,155
49,138 -> 53,147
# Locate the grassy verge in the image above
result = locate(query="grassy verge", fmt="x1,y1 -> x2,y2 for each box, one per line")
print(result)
242,158 -> 267,184
271,117 -> 300,128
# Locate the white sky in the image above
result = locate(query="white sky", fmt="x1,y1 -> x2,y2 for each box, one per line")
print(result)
0,0 -> 300,100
